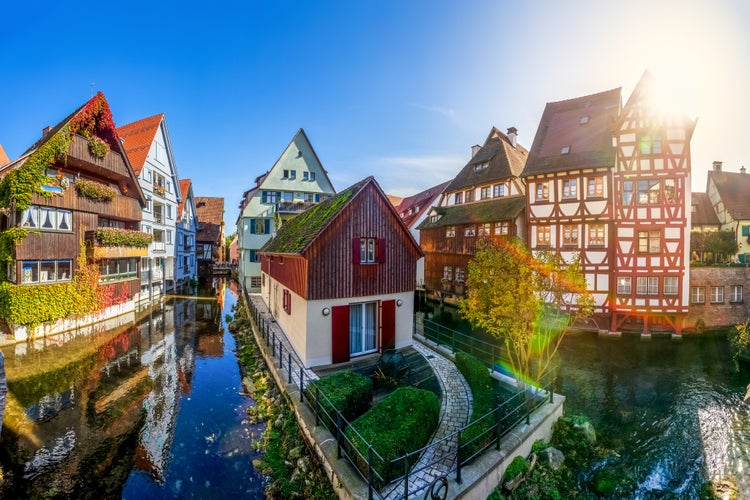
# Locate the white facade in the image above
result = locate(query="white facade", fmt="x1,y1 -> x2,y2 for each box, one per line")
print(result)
237,129 -> 335,292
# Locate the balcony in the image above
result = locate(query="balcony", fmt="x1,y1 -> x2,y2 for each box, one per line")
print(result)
153,183 -> 167,197
275,201 -> 311,214
153,241 -> 166,253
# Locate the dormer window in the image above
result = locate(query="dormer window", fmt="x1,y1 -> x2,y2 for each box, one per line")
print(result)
561,146 -> 571,154
473,162 -> 489,172
580,116 -> 589,124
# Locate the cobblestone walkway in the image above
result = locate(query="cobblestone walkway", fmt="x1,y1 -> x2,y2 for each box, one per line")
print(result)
381,342 -> 473,499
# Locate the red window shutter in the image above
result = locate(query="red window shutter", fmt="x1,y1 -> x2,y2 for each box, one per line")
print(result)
377,238 -> 386,263
287,291 -> 291,315
331,305 -> 350,364
352,238 -> 361,264
381,299 -> 396,350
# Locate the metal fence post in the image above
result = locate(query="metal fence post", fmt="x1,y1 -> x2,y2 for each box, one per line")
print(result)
314,384 -> 320,426
336,411 -> 343,459
495,407 -> 502,451
279,344 -> 283,370
299,367 -> 305,402
368,445 -> 374,500
456,433 -> 462,484
288,353 -> 292,383
404,453 -> 409,499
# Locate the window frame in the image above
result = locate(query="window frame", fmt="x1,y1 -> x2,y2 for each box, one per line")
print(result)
638,230 -> 661,253
536,226 -> 551,247
588,224 -> 605,246
664,277 -> 679,295
587,177 -> 604,198
536,181 -> 549,201
710,286 -> 725,304
617,276 -> 632,295
730,285 -> 743,303
691,286 -> 705,304
562,224 -> 578,246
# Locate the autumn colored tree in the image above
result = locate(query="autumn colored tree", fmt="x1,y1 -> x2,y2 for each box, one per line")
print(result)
459,237 -> 593,388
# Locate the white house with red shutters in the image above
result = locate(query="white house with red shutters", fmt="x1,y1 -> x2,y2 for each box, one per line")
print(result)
260,176 -> 423,368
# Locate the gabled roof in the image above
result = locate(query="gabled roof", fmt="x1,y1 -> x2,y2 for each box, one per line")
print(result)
395,180 -> 450,229
195,196 -> 224,243
691,192 -> 720,227
387,194 -> 404,207
445,127 -> 528,193
117,114 -> 164,176
618,71 -> 697,134
708,170 -> 750,220
262,177 -> 370,255
416,195 -> 526,230
0,144 -> 9,167
523,87 -> 621,177
177,178 -> 193,223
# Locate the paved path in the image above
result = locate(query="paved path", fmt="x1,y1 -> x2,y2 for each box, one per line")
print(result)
243,292 -> 473,498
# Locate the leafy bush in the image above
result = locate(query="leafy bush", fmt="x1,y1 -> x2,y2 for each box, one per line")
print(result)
550,414 -> 596,466
75,178 -> 116,202
95,227 -> 153,247
455,352 -> 496,461
531,438 -> 549,454
345,387 -> 439,486
305,371 -> 372,432
502,455 -> 529,484
87,136 -> 109,158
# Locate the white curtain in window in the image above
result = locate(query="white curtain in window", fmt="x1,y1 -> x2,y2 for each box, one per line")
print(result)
22,207 -> 38,228
58,210 -> 71,231
350,304 -> 363,354
40,207 -> 54,229
364,302 -> 376,351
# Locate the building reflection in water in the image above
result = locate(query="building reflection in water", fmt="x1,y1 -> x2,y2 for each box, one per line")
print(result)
0,281 -> 251,498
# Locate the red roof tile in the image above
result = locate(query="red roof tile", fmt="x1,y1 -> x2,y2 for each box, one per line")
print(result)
708,170 -> 750,220
395,181 -> 450,229
177,178 -> 192,222
117,114 -> 164,175
195,196 -> 225,244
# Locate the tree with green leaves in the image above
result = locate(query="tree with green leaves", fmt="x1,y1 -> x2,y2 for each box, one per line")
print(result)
459,237 -> 593,388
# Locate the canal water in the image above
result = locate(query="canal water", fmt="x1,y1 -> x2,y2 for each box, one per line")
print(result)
0,282 -> 265,498
557,333 -> 750,498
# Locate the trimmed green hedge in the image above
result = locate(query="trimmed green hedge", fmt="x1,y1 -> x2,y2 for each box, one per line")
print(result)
455,352 -> 496,461
305,371 -> 372,431
345,386 -> 439,486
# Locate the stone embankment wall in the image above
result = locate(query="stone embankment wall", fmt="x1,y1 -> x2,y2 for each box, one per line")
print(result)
685,266 -> 750,331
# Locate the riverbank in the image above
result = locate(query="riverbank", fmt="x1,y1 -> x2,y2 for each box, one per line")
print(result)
228,300 -> 334,499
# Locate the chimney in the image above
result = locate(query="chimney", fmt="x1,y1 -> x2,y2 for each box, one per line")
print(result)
507,127 -> 518,148
741,166 -> 747,174
471,144 -> 481,157
42,126 -> 52,137
712,160 -> 723,172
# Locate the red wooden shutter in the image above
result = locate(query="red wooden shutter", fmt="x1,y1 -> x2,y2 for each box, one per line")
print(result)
287,291 -> 291,315
352,238 -> 361,264
381,299 -> 396,350
377,238 -> 386,263
331,305 -> 350,363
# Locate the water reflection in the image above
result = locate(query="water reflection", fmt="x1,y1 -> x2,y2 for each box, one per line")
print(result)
0,281 -> 264,498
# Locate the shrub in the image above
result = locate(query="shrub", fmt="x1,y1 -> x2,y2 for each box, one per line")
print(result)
455,352 -> 496,461
95,227 -> 153,247
75,178 -> 116,202
305,371 -> 372,432
345,387 -> 439,486
502,455 -> 529,484
550,414 -> 596,466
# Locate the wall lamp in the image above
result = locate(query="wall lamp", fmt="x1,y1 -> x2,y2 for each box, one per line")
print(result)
396,299 -> 403,307
322,307 -> 331,316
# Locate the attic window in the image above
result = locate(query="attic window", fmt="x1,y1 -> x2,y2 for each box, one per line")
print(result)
580,116 -> 589,124
561,146 -> 571,154
691,204 -> 697,213
473,162 -> 489,172
430,214 -> 439,222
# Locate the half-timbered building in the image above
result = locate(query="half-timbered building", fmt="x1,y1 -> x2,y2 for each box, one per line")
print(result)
523,87 -> 621,328
418,127 -> 528,305
195,197 -> 225,278
260,176 -> 422,368
705,162 -> 750,262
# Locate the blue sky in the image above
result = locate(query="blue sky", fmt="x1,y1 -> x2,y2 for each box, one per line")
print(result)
2,0 -> 749,231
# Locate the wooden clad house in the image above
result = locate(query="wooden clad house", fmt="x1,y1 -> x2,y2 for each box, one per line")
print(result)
260,176 -> 422,368
610,72 -> 696,335
418,127 -> 528,304
195,196 -> 225,277
0,92 -> 147,336
523,87 -> 621,327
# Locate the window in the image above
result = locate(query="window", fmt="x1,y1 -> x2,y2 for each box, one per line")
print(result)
289,170 -> 296,180
638,230 -> 660,253
251,219 -> 270,234
493,183 -> 507,197
639,135 -> 663,155
711,286 -> 724,304
430,214 -> 439,223
99,258 -> 138,282
251,276 -> 262,289
464,225 -> 476,237
145,196 -> 152,212
494,221 -> 510,235
20,259 -> 72,284
282,170 -> 289,178
562,225 -> 578,246
442,266 -> 453,281
664,179 -> 676,204
282,191 -> 293,202
350,302 -> 377,356
166,230 -> 173,245
454,192 -> 463,205
562,180 -> 577,199
636,277 -> 659,295
691,286 -> 705,304
360,238 -> 376,263
464,190 -> 475,202
731,285 -> 743,303
473,162 -> 488,172
536,181 -> 549,201
310,172 -> 316,181
303,171 -> 309,180
261,191 -> 279,204
536,226 -> 551,246
561,145 -> 571,154
248,250 -> 260,262
588,224 -> 605,246
478,223 -> 491,236
480,186 -> 492,199
446,226 -> 456,238
455,267 -> 465,283
580,116 -> 589,124
637,179 -> 660,205
588,177 -> 604,197
617,277 -> 632,295
622,180 -> 634,205
166,204 -> 173,219
283,289 -> 292,314
664,277 -> 679,295
21,206 -> 72,232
